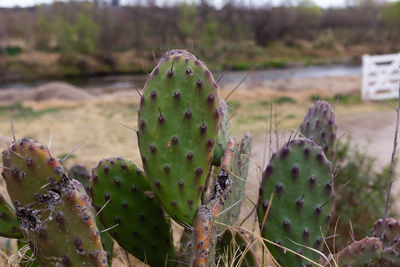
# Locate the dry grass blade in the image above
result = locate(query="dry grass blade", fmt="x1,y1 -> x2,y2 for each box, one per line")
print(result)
224,64 -> 257,101
216,221 -> 325,267
62,137 -> 87,162
9,113 -> 16,142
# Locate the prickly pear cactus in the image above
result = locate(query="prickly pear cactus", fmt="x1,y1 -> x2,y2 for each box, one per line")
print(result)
371,218 -> 400,265
138,49 -> 219,225
216,229 -> 260,267
258,138 -> 333,267
219,132 -> 252,227
212,99 -> 230,166
68,164 -> 91,192
90,157 -> 177,267
330,237 -> 382,267
0,193 -> 22,238
2,138 -> 108,266
300,100 -> 337,160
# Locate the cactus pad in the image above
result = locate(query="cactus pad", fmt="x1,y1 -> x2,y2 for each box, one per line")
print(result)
331,237 -> 382,267
258,138 -> 333,266
212,99 -> 230,166
138,49 -> 219,225
0,193 -> 22,238
219,132 -> 252,227
90,157 -> 176,267
2,138 -> 107,266
300,100 -> 337,160
372,218 -> 400,265
68,164 -> 91,192
2,138 -> 65,206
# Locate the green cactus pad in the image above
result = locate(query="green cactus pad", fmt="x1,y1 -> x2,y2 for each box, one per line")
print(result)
2,138 -> 65,206
0,193 -> 22,238
2,138 -> 107,266
216,229 -> 260,267
68,164 -> 91,192
138,49 -> 219,225
90,157 -> 176,267
300,100 -> 337,160
332,237 -> 382,267
219,132 -> 252,227
212,99 -> 230,166
258,138 -> 333,267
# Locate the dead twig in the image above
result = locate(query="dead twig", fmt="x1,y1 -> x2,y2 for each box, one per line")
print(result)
383,79 -> 400,238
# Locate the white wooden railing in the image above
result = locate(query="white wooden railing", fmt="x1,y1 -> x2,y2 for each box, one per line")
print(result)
362,53 -> 400,101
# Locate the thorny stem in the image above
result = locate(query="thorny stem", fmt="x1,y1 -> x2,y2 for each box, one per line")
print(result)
383,80 -> 400,233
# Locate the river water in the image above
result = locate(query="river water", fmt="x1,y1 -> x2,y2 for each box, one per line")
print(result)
0,65 -> 361,90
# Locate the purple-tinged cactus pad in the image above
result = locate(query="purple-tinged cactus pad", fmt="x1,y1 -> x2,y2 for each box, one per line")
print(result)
258,138 -> 333,266
372,218 -> 400,266
2,138 -> 107,266
300,100 -> 337,160
329,237 -> 382,266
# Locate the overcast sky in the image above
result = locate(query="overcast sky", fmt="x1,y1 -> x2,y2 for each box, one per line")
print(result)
0,0 -> 393,8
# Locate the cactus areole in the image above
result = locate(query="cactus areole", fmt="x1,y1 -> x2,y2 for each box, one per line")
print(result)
138,50 -> 220,225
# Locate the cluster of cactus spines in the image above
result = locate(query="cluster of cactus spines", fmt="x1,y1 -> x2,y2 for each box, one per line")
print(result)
90,157 -> 177,267
137,49 -> 220,225
212,99 -> 230,166
258,138 -> 333,266
68,164 -> 91,192
219,132 -> 252,227
216,229 -> 260,267
2,138 -> 108,266
329,237 -> 382,266
0,193 -> 22,238
300,100 -> 337,160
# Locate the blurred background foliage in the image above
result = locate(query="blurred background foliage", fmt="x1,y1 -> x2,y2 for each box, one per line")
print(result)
1,0 -> 400,80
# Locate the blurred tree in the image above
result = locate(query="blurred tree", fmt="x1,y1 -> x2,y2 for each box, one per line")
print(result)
74,11 -> 100,53
178,2 -> 197,44
381,1 -> 400,38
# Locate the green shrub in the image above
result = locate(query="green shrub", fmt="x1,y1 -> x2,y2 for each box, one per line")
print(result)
328,138 -> 397,250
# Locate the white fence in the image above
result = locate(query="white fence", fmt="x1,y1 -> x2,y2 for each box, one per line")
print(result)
362,53 -> 400,101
